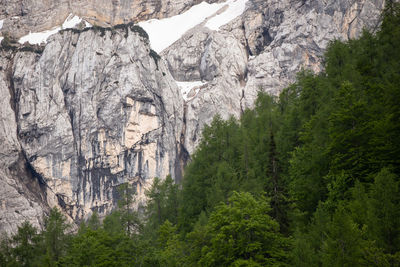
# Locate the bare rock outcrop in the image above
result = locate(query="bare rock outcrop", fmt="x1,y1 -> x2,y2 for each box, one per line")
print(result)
0,51 -> 46,234
0,24 -> 184,232
0,0 -> 224,39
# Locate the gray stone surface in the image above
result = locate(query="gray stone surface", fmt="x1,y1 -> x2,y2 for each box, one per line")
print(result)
1,25 -> 184,233
0,0 -> 224,38
0,52 -> 45,234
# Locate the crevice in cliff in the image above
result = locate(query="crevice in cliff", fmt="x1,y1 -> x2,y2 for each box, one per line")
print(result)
8,152 -> 49,211
19,152 -> 77,221
2,49 -> 54,227
175,103 -> 190,184
242,22 -> 253,57
5,51 -> 18,117
62,75 -> 84,218
240,89 -> 245,115
4,50 -> 47,205
347,2 -> 364,40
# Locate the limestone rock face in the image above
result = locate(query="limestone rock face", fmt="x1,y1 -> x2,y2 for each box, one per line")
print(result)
164,29 -> 248,153
0,52 -> 46,234
0,25 -> 184,232
241,0 -> 385,100
0,0 -> 223,38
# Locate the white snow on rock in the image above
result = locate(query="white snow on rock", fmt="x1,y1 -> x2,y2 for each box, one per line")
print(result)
0,37 -> 3,44
61,14 -> 83,29
18,14 -> 91,45
84,21 -> 92,28
139,0 -> 248,53
0,20 -> 4,30
18,28 -> 61,45
176,81 -> 207,101
138,1 -> 226,53
205,0 -> 249,31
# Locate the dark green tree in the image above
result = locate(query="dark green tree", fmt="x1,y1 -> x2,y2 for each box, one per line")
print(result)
367,168 -> 400,256
11,221 -> 42,267
42,208 -> 71,264
117,183 -> 141,236
145,175 -> 179,230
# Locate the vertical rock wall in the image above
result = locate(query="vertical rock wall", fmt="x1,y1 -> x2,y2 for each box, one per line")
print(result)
0,25 -> 184,233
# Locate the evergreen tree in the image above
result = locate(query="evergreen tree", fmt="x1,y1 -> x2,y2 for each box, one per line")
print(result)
87,211 -> 101,231
11,221 -> 42,267
367,168 -> 400,256
321,205 -> 366,266
42,208 -> 71,264
117,183 -> 141,236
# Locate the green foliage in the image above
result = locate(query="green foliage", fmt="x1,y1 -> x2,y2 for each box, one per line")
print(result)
321,205 -> 366,266
180,115 -> 244,231
145,175 -> 179,230
11,221 -> 42,266
149,49 -> 161,68
157,220 -> 186,266
199,192 -> 289,266
87,211 -> 101,231
367,168 -> 400,254
61,228 -> 139,267
103,210 -> 125,235
117,183 -> 142,236
42,208 -> 71,265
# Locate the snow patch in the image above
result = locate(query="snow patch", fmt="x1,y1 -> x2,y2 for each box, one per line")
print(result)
61,14 -> 83,29
18,14 -> 91,45
0,37 -> 4,44
205,0 -> 249,31
0,20 -> 4,30
18,28 -> 61,45
176,81 -> 207,101
138,1 -> 226,53
138,0 -> 248,53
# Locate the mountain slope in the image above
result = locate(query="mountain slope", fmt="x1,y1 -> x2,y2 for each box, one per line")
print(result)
0,0 -> 388,233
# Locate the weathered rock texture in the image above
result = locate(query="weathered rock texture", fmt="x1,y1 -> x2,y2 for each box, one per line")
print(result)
0,0 -> 389,234
1,25 -> 184,233
0,0 -> 224,38
0,51 -> 46,234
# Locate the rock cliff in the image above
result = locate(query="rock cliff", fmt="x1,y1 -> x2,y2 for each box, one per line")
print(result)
0,0 -> 223,38
0,0 -> 387,233
1,24 -> 184,233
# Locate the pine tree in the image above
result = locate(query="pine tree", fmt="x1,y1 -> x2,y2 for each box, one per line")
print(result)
42,208 -> 71,264
117,183 -> 141,236
367,168 -> 400,256
11,221 -> 42,267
